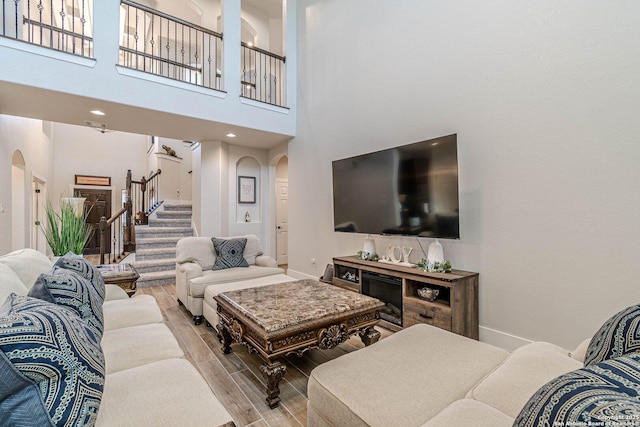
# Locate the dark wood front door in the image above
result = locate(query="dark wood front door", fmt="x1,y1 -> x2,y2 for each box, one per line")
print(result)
75,188 -> 111,255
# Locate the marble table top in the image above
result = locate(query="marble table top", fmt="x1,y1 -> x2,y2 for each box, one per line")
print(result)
95,263 -> 138,280
218,279 -> 384,333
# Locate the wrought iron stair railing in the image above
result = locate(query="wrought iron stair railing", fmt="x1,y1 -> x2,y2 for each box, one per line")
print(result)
119,0 -> 223,91
1,0 -> 94,57
241,41 -> 286,107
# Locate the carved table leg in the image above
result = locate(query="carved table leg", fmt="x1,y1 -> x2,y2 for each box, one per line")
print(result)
359,327 -> 381,346
259,361 -> 287,409
218,323 -> 232,354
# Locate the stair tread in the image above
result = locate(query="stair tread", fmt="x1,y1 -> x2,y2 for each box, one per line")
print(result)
133,258 -> 176,267
135,226 -> 192,231
136,247 -> 176,254
137,270 -> 176,279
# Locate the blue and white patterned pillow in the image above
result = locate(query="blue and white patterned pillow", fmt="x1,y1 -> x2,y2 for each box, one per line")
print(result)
584,304 -> 640,366
28,267 -> 105,339
53,252 -> 106,300
0,294 -> 104,427
212,238 -> 249,270
514,353 -> 640,427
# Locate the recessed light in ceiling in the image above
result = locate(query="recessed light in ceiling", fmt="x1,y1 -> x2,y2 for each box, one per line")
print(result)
226,133 -> 236,138
90,110 -> 106,116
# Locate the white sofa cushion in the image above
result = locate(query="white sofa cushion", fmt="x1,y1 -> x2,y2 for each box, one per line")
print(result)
0,248 -> 52,289
102,323 -> 184,374
103,294 -> 163,331
466,341 -> 582,418
308,324 -> 510,427
422,399 -> 514,427
189,265 -> 284,298
0,263 -> 28,302
96,358 -> 234,427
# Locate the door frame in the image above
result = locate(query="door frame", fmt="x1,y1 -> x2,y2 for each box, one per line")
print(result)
275,177 -> 288,265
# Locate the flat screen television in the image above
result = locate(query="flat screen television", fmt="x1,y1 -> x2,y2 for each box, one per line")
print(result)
332,134 -> 459,239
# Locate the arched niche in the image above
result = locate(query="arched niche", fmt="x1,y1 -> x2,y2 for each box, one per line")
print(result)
236,156 -> 261,223
11,150 -> 27,251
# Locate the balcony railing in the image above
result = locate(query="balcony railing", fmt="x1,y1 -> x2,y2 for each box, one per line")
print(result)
1,0 -> 93,57
241,42 -> 286,108
119,0 -> 223,91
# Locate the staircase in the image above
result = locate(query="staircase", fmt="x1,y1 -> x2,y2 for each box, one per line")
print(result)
133,203 -> 192,288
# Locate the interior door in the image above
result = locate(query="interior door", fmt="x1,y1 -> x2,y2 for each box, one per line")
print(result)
275,179 -> 288,265
75,188 -> 111,255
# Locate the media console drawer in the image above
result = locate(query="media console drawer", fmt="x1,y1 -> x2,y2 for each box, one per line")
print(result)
404,307 -> 452,331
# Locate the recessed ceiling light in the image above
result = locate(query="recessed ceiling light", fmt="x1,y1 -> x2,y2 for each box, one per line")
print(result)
90,110 -> 106,116
226,133 -> 236,138
247,42 -> 253,47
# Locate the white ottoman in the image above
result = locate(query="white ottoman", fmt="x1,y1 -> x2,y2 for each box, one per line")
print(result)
202,273 -> 297,328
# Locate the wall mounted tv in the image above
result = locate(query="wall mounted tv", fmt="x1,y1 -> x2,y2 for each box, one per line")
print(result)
332,134 -> 459,239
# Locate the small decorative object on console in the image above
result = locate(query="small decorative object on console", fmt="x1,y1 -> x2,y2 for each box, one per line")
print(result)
417,259 -> 452,273
357,250 -> 379,261
379,246 -> 416,267
427,239 -> 444,267
417,287 -> 440,302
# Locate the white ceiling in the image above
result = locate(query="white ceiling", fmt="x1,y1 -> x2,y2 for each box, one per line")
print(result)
0,81 -> 292,150
242,0 -> 283,19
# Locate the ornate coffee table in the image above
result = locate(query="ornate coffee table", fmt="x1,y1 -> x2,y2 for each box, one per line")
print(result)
215,279 -> 385,408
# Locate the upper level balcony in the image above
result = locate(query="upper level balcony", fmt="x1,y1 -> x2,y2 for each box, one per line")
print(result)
0,0 -> 295,148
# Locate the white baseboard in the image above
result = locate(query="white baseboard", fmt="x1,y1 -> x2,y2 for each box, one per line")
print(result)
286,269 -> 317,280
479,326 -> 532,352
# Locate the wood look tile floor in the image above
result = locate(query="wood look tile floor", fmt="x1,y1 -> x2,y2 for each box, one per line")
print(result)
134,284 -> 392,427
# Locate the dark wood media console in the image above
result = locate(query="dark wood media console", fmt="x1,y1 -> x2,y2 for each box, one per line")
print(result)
332,256 -> 479,339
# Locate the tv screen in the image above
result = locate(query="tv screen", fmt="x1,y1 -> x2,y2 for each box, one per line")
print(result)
332,134 -> 459,239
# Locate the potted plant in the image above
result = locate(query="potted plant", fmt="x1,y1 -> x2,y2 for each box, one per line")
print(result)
42,197 -> 94,256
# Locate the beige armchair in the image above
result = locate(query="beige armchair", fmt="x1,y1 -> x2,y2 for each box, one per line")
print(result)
175,235 -> 284,324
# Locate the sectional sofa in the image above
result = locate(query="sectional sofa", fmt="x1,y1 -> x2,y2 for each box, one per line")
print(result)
0,248 -> 235,426
308,309 -> 640,426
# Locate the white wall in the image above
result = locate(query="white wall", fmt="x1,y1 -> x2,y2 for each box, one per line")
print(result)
0,115 -> 53,255
51,123 -> 148,209
291,0 -> 640,350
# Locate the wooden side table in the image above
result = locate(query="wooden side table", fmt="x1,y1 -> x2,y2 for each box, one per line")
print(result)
96,263 -> 139,296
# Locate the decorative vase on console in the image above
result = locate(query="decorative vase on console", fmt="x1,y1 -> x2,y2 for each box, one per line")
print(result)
362,235 -> 376,259
426,239 -> 444,270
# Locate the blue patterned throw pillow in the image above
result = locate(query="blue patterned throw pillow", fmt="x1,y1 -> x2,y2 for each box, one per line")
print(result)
212,237 -> 249,270
53,252 -> 106,300
584,304 -> 640,366
28,267 -> 105,339
0,294 -> 104,427
514,353 -> 640,427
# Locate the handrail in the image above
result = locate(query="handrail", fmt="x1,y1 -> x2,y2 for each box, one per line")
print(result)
121,0 -> 222,39
241,41 -> 286,62
23,17 -> 94,42
120,46 -> 203,72
106,206 -> 128,226
98,200 -> 132,265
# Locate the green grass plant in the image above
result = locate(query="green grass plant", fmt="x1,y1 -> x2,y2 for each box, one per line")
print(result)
42,199 -> 93,256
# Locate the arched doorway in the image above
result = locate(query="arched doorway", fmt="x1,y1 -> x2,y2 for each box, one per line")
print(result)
274,156 -> 288,266
11,150 -> 26,251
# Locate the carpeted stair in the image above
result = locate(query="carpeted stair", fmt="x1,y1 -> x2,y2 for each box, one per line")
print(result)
133,203 -> 192,288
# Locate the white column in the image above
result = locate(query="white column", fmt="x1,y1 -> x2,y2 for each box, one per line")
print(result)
193,141 -> 229,237
221,0 -> 241,98
284,0 -> 297,111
